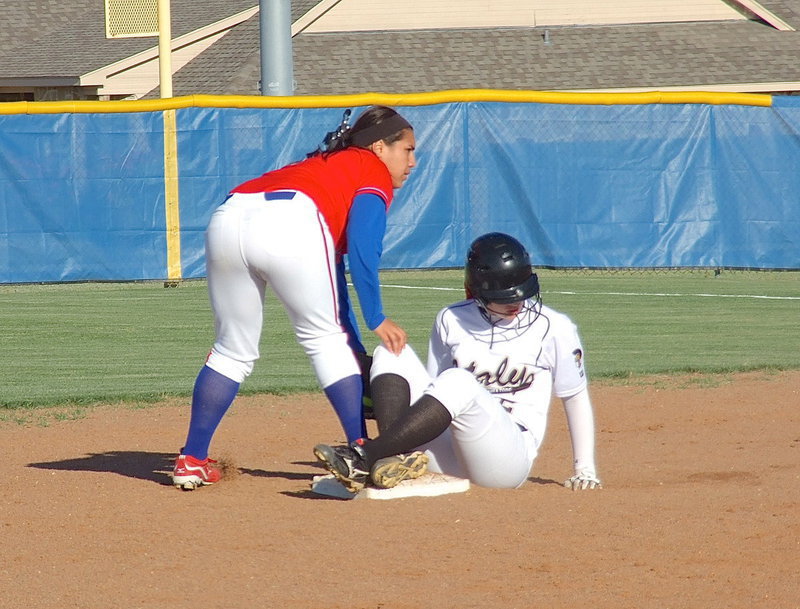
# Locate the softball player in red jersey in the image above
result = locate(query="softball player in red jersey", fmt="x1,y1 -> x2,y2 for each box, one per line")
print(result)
313,233 -> 602,492
172,106 -> 416,490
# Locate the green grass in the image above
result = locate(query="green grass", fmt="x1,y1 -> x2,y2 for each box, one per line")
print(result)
534,270 -> 800,376
0,269 -> 798,408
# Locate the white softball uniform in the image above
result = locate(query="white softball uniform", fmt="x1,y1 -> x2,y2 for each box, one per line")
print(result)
204,191 -> 359,387
371,299 -> 596,488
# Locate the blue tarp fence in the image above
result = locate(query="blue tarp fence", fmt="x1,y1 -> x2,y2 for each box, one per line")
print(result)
1,96 -> 799,282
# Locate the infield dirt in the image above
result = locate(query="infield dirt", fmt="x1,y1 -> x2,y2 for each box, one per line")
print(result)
1,370 -> 798,609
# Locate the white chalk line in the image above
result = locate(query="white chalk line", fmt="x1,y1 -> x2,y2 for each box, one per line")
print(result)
378,284 -> 800,301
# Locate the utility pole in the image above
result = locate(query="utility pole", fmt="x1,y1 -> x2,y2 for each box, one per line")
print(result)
260,0 -> 294,95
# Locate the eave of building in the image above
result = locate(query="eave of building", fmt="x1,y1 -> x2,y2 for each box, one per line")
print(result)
730,0 -> 795,30
0,77 -> 82,88
79,5 -> 260,96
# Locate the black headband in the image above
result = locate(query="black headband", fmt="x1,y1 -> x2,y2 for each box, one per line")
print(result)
350,113 -> 412,147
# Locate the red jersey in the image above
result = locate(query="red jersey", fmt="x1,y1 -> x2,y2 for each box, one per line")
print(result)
231,148 -> 394,250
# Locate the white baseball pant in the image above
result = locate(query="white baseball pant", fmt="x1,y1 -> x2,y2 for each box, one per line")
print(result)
371,345 -> 539,488
204,191 -> 359,388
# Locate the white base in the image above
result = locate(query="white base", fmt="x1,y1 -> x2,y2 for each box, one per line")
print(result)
363,473 -> 470,500
310,473 -> 470,500
310,474 -> 360,499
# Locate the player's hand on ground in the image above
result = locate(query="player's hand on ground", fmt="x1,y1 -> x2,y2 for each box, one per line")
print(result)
373,318 -> 407,355
564,472 -> 602,490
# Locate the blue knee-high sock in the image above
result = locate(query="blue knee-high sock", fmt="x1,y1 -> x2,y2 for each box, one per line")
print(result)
183,365 -> 240,460
324,374 -> 366,443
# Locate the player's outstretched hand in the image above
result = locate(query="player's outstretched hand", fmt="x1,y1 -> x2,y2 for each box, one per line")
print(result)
564,472 -> 602,491
373,318 -> 407,355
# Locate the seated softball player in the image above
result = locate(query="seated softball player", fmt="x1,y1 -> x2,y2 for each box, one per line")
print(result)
313,232 -> 601,492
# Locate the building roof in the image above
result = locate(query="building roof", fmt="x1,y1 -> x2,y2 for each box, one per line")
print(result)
159,0 -> 800,96
0,1 -> 314,82
290,20 -> 800,94
2,0 -> 800,97
0,1 -> 255,78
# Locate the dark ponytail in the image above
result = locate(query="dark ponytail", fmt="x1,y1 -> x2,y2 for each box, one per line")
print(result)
308,106 -> 412,157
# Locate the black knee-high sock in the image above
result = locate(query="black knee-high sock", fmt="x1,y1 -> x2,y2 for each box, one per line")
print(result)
370,373 -> 411,434
363,394 -> 452,468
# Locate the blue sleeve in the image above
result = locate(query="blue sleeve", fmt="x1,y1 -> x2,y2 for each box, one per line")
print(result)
346,192 -> 387,331
336,257 -> 366,353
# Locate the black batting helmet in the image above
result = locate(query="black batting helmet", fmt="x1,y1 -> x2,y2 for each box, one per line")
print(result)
465,233 -> 540,307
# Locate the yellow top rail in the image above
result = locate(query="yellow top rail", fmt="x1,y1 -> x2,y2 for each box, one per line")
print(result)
0,89 -> 772,115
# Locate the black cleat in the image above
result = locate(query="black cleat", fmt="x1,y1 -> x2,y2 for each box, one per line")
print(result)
313,442 -> 370,493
